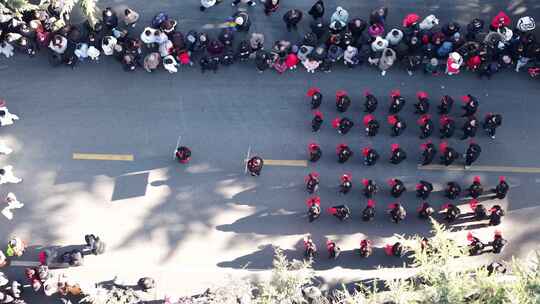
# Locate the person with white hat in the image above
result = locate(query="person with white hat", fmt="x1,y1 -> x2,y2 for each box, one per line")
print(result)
517,16 -> 535,33
200,0 -> 223,11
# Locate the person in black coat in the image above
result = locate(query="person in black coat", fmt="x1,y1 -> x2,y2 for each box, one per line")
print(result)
388,178 -> 406,198
445,181 -> 461,199
492,176 -> 510,199
438,95 -> 454,114
420,141 -> 436,166
308,0 -> 325,19
283,9 -> 303,32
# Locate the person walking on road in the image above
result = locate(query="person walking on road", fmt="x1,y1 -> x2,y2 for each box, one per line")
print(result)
0,166 -> 22,184
247,156 -> 264,176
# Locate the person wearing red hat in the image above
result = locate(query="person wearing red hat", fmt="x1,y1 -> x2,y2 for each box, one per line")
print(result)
461,94 -> 479,117
420,140 -> 436,166
414,91 -> 430,114
362,146 -> 379,166
306,196 -> 321,222
327,205 -> 351,221
441,203 -> 461,222
388,203 -> 406,223
445,181 -> 461,199
388,115 -> 407,136
439,141 -> 459,166
467,232 -> 485,255
363,114 -> 379,137
304,235 -> 317,258
339,173 -> 352,195
403,13 -> 420,28
307,87 -> 323,109
389,90 -> 406,114
337,144 -> 353,163
389,143 -> 407,165
418,114 -> 433,139
362,179 -> 378,198
416,180 -> 433,199
417,202 -> 434,219
305,172 -> 320,194
332,116 -> 354,135
438,95 -> 454,115
326,240 -> 341,259
461,116 -> 478,140
308,143 -> 322,162
489,205 -> 505,226
311,111 -> 324,132
492,176 -> 509,199
364,90 -> 378,113
385,242 -> 403,257
464,141 -> 482,169
175,146 -> 192,164
468,176 -> 484,199
336,90 -> 351,112
359,239 -> 372,257
483,113 -> 502,139
247,156 -> 264,176
439,115 -> 455,139
490,11 -> 511,30
388,178 -> 406,198
490,230 -> 507,254
362,199 -> 376,221
469,198 -> 487,220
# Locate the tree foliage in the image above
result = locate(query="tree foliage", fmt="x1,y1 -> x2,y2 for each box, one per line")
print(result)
0,0 -> 99,26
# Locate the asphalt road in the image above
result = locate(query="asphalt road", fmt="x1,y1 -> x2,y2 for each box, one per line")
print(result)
0,0 -> 540,301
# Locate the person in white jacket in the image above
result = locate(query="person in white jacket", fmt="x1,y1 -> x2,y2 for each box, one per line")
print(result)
101,36 -> 117,56
0,142 -> 12,155
1,192 -> 23,220
0,41 -> 14,58
0,166 -> 22,184
0,106 -> 19,126
140,27 -> 156,46
163,55 -> 178,73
